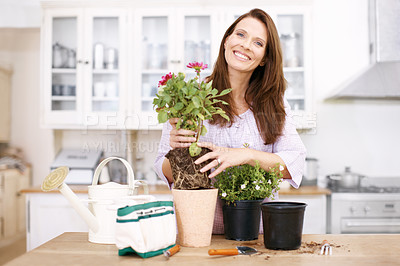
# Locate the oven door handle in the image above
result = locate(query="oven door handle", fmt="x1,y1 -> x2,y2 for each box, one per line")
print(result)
346,221 -> 400,227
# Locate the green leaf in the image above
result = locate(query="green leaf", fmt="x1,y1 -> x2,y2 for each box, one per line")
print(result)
183,103 -> 195,114
157,110 -> 168,123
174,102 -> 184,111
219,113 -> 230,121
189,142 -> 202,157
182,86 -> 189,95
213,88 -> 232,98
211,88 -> 218,96
197,113 -> 205,120
192,96 -> 201,108
206,81 -> 213,90
200,125 -> 207,136
188,86 -> 197,96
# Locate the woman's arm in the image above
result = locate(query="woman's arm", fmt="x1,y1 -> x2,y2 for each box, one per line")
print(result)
194,143 -> 291,179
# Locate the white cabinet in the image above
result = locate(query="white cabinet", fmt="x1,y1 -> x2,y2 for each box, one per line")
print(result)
25,192 -> 88,251
128,9 -> 220,130
41,2 -> 314,130
0,65 -> 12,142
41,7 -> 128,128
0,168 -> 30,241
279,194 -> 327,234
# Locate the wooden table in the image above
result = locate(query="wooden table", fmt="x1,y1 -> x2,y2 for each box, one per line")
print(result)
5,233 -> 400,265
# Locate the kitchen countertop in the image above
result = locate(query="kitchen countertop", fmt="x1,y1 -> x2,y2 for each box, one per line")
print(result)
5,232 -> 399,265
21,184 -> 330,195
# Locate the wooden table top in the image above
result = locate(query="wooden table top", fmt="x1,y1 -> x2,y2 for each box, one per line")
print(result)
5,233 -> 400,266
21,184 -> 331,195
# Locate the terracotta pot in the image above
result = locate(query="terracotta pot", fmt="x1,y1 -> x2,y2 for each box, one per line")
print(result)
172,188 -> 218,247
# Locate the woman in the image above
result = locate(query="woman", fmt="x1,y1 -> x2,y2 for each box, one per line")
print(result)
154,8 -> 306,234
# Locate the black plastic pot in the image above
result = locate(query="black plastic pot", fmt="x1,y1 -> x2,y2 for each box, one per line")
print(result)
222,199 -> 263,241
261,202 -> 307,250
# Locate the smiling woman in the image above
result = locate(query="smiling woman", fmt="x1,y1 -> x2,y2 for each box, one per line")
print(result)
154,8 -> 306,235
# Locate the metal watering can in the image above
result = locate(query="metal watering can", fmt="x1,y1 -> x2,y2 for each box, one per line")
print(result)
41,157 -> 150,244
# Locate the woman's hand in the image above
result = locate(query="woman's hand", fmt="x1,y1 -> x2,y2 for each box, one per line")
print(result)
194,142 -> 251,178
169,118 -> 197,149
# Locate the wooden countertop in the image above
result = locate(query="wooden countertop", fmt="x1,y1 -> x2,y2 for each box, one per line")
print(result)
5,232 -> 400,265
21,184 -> 330,195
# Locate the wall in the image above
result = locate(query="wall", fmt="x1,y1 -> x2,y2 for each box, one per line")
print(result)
303,0 -> 400,179
0,28 -> 54,186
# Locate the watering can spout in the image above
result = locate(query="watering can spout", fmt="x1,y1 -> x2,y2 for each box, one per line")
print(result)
41,167 -> 99,233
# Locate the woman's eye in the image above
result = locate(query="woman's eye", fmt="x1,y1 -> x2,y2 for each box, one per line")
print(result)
255,41 -> 263,47
237,32 -> 245,37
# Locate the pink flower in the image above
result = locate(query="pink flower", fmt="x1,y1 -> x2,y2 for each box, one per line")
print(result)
158,72 -> 174,87
187,62 -> 208,74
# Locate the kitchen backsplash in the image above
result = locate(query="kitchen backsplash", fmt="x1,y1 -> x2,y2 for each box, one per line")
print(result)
59,129 -> 163,184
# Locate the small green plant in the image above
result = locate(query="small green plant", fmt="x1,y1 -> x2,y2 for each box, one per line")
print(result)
153,62 -> 231,157
213,162 -> 283,204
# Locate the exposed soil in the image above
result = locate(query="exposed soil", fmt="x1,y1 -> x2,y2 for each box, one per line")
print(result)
165,147 -> 212,190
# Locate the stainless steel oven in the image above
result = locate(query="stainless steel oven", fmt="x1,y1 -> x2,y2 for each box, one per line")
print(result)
329,177 -> 400,234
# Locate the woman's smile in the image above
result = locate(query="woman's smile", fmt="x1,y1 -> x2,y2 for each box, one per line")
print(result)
233,50 -> 251,61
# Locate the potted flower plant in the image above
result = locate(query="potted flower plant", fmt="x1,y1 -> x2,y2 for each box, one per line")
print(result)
153,62 -> 231,247
153,62 -> 231,189
212,155 -> 283,241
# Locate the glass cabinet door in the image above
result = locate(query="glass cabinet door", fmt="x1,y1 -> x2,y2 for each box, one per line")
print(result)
141,16 -> 169,112
277,14 -> 305,111
51,17 -> 78,111
183,15 -> 212,80
91,16 -> 120,112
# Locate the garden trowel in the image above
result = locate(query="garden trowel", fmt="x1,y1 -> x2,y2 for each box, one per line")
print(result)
208,246 -> 257,256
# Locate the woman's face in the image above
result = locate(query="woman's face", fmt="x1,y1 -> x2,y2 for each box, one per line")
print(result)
224,17 -> 267,74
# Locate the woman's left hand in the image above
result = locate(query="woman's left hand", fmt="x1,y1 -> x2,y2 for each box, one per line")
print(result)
194,142 -> 251,178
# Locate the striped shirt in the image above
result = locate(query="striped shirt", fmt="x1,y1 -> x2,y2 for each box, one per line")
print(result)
153,99 -> 307,234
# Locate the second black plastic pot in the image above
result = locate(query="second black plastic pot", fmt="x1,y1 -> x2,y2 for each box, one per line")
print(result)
222,199 -> 262,241
261,202 -> 307,250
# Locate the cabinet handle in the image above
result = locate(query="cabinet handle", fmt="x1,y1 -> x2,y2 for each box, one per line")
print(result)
170,60 -> 181,64
77,60 -> 90,65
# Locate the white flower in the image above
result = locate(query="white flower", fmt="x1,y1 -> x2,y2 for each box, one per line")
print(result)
255,185 -> 260,190
268,180 -> 272,184
221,192 -> 227,198
279,165 -> 285,171
241,184 -> 246,189
259,180 -> 263,183
253,181 -> 257,184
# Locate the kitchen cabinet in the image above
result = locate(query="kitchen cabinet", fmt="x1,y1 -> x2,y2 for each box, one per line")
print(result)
0,168 -> 30,241
41,7 -> 128,128
41,2 -> 314,130
279,194 -> 327,234
23,186 -> 172,251
128,9 -> 219,130
0,65 -> 12,142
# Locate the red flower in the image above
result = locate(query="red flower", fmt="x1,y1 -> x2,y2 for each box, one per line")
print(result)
187,62 -> 208,74
158,72 -> 174,87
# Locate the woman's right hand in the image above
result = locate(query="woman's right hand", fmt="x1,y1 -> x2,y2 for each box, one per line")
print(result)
169,118 -> 197,149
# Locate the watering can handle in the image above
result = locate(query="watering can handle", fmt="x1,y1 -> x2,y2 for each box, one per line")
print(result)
92,157 -> 135,192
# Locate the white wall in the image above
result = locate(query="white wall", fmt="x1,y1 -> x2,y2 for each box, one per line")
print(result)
0,28 -> 54,186
302,0 -> 400,179
0,0 -> 41,28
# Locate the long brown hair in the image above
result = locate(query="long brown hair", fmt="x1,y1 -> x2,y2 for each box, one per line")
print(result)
208,8 -> 286,145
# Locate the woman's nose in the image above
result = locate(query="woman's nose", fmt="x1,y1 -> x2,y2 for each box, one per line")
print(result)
241,38 -> 252,50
